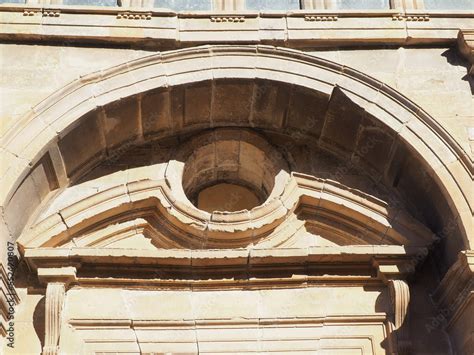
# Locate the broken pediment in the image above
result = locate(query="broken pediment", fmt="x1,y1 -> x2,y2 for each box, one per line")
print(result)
18,171 -> 435,252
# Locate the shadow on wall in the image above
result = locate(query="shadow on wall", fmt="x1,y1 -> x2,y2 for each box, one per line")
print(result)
441,47 -> 474,94
370,256 -> 455,355
33,296 -> 45,349
372,286 -> 392,352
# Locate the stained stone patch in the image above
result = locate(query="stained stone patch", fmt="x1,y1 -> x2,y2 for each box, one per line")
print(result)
211,79 -> 254,125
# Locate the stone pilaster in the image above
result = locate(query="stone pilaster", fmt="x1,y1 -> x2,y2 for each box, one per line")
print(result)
393,0 -> 425,10
301,0 -> 327,9
215,0 -> 245,11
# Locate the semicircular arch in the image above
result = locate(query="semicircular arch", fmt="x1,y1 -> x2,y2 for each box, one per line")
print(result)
1,45 -> 471,267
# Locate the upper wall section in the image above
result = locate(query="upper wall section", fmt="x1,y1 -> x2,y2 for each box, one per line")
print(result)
0,0 -> 472,49
1,46 -> 471,160
1,45 -> 471,255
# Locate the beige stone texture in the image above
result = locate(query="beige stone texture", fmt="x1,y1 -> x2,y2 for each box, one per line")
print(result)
0,5 -> 473,354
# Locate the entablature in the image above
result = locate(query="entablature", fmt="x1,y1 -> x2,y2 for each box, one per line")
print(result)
25,245 -> 425,289
0,2 -> 472,49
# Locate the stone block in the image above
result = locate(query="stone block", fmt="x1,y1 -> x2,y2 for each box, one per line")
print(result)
169,85 -> 185,131
286,85 -> 329,138
215,139 -> 239,168
353,116 -> 395,176
58,110 -> 105,178
251,80 -> 290,129
184,81 -> 212,126
64,288 -> 130,319
211,79 -> 253,125
191,290 -> 259,319
4,173 -> 42,238
102,96 -> 140,149
141,88 -> 172,137
320,87 -> 365,157
123,290 -> 194,320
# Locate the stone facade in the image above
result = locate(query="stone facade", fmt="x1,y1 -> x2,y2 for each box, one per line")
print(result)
0,0 -> 473,354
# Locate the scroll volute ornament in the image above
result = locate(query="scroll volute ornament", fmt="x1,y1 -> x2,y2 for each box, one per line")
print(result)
42,283 -> 66,355
389,279 -> 411,355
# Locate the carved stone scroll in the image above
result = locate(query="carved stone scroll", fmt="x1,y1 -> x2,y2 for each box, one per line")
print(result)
42,282 -> 66,355
389,279 -> 411,355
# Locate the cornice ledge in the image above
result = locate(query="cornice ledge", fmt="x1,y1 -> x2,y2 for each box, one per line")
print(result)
68,314 -> 387,329
23,246 -> 426,289
2,4 -> 472,18
24,245 -> 424,268
458,29 -> 474,76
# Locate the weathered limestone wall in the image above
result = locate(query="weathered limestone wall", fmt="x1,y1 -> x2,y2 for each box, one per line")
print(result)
1,44 -> 472,156
1,42 -> 472,355
5,288 -> 43,354
311,47 -> 474,156
7,286 -> 391,354
0,45 -> 150,137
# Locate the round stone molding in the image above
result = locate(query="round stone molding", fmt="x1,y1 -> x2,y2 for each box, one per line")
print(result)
168,129 -> 290,213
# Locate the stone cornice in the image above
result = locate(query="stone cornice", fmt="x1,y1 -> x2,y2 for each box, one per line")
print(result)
0,5 -> 473,49
68,314 -> 388,328
24,246 -> 424,289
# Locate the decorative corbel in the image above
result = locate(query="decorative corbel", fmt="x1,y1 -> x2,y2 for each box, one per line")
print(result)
458,29 -> 474,76
373,258 -> 413,354
42,283 -> 65,355
389,279 -> 411,355
38,267 -> 77,355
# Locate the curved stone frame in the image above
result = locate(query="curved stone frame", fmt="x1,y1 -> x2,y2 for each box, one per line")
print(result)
17,172 -> 436,250
1,45 -> 471,252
